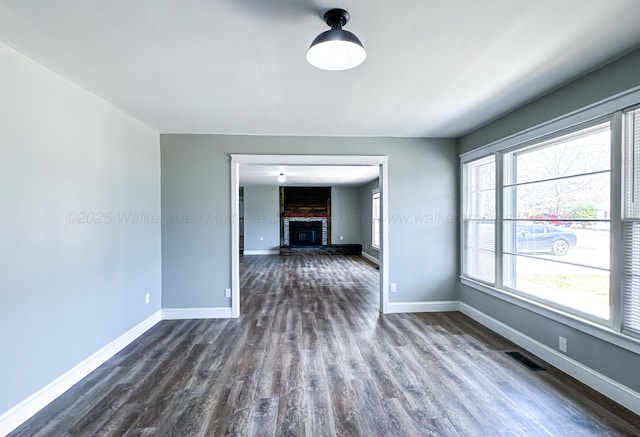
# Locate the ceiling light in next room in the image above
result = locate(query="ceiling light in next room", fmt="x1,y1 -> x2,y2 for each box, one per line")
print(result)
306,8 -> 366,71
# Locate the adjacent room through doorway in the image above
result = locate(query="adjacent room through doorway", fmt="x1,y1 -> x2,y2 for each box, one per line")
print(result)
230,154 -> 389,318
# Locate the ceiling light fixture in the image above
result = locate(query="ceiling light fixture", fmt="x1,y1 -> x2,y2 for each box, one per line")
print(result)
277,173 -> 287,183
306,8 -> 366,71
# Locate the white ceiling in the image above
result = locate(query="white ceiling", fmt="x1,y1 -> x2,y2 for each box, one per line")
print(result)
0,0 -> 640,137
240,164 -> 379,186
1,1 -> 639,138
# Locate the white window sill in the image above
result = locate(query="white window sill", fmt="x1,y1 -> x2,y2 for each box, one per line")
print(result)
460,277 -> 640,355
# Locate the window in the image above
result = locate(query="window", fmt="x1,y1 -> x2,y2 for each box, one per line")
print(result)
462,156 -> 496,284
503,123 -> 611,320
372,190 -> 380,249
460,87 -> 640,344
623,108 -> 640,336
463,122 -> 613,323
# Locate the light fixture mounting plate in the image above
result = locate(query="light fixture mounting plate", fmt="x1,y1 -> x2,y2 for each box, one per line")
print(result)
324,8 -> 350,28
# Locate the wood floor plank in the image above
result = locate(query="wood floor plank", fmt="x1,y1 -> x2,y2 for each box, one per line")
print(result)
9,254 -> 640,437
301,348 -> 336,437
248,397 -> 280,437
276,307 -> 306,437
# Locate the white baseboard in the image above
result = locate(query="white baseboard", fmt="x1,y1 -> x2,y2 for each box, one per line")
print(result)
0,310 -> 162,436
386,301 -> 460,313
361,251 -> 379,265
459,303 -> 640,416
162,307 -> 233,319
243,250 -> 279,255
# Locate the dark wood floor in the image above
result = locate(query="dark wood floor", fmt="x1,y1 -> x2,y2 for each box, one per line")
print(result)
10,255 -> 640,436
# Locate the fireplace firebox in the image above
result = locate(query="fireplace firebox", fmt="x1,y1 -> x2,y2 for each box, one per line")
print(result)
289,221 -> 322,246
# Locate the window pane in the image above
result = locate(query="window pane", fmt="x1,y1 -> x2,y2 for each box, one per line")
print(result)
623,109 -> 640,336
502,122 -> 611,321
512,124 -> 610,185
464,221 -> 495,283
504,172 -> 610,222
622,222 -> 640,335
625,110 -> 640,218
468,157 -> 496,220
503,254 -> 609,319
373,219 -> 380,247
503,221 -> 609,270
372,192 -> 380,248
463,156 -> 496,284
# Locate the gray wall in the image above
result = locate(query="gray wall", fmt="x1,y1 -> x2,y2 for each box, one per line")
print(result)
161,135 -> 458,308
359,179 -> 380,260
459,48 -> 640,392
460,48 -> 640,154
0,42 -> 161,413
243,185 -> 280,252
331,186 -> 362,244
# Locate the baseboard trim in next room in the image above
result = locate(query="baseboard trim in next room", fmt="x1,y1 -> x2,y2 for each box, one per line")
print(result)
386,301 -> 460,313
162,307 -> 234,319
243,250 -> 280,255
360,251 -> 380,265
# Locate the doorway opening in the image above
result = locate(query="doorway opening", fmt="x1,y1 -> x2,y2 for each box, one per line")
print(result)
230,154 -> 389,318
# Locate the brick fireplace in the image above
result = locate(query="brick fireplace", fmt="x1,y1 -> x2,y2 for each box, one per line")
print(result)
283,217 -> 328,245
280,187 -> 330,246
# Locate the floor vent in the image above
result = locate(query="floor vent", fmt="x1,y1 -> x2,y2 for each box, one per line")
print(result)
505,351 -> 547,371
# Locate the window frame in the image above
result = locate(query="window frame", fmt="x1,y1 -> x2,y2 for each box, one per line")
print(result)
502,119 -> 614,325
372,189 -> 380,250
460,87 -> 640,352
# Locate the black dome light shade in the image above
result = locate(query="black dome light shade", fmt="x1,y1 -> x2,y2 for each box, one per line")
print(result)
306,8 -> 366,71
